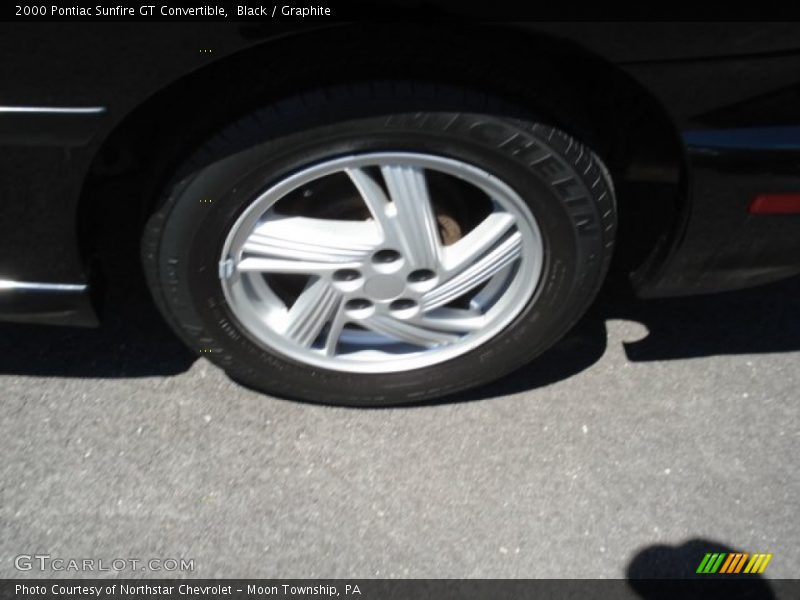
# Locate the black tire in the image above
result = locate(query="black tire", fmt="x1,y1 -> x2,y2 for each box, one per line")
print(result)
142,84 -> 616,406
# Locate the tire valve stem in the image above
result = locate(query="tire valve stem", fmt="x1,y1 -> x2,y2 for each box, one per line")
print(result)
218,258 -> 234,279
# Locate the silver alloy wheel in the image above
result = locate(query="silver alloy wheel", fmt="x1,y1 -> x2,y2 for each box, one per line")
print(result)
218,152 -> 544,373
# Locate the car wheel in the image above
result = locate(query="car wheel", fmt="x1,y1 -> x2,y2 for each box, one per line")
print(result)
142,84 -> 616,406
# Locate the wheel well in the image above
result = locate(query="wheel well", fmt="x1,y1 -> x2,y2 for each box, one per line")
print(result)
79,23 -> 685,293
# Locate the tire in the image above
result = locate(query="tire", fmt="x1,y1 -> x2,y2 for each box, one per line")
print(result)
142,84 -> 616,406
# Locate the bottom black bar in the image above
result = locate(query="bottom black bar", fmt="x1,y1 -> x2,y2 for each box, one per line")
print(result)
2,579 -> 798,600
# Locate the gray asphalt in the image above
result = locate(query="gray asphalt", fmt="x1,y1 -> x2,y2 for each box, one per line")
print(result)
1,276 -> 798,581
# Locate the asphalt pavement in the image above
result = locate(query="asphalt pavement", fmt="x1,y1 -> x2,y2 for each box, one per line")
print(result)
1,273 -> 798,582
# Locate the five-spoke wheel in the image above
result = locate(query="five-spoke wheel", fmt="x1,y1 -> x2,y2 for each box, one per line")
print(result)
219,153 -> 543,373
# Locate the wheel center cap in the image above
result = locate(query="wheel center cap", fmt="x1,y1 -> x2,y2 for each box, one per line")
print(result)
364,275 -> 405,300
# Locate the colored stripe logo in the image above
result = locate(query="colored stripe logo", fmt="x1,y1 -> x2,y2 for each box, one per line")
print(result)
696,552 -> 773,574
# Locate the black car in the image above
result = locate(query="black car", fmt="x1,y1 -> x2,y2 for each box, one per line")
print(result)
1,19 -> 799,405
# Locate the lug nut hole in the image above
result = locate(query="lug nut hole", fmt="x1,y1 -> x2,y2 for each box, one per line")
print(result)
407,269 -> 436,283
372,249 -> 402,264
345,298 -> 373,311
333,269 -> 361,282
390,299 -> 417,311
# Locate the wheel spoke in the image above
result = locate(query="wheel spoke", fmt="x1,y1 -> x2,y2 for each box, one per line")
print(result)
236,258 -> 361,274
441,212 -> 516,273
380,165 -> 441,268
422,231 -> 522,310
361,315 -> 460,348
239,216 -> 379,274
323,303 -> 349,357
411,308 -> 487,333
469,263 -> 515,311
345,167 -> 394,236
284,279 -> 341,347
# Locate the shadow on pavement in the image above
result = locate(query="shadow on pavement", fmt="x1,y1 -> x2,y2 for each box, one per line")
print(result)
0,263 -> 195,379
626,538 -> 776,600
459,273 -> 800,401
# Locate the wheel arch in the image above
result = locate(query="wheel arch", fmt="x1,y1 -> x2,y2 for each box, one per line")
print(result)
78,23 -> 686,297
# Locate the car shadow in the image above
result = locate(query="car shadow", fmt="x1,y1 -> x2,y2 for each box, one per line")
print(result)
0,262 -> 798,391
455,272 -> 800,403
0,266 -> 195,379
